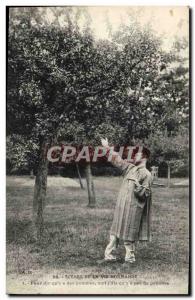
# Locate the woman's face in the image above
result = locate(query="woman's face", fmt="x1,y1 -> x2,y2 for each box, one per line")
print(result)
134,152 -> 143,164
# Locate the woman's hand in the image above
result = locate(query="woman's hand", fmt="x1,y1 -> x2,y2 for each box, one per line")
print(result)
101,137 -> 109,149
134,180 -> 141,187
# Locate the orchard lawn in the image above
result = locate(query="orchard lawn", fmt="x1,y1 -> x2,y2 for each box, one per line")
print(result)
6,176 -> 189,294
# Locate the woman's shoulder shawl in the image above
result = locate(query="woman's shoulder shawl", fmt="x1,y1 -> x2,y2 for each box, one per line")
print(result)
124,164 -> 138,180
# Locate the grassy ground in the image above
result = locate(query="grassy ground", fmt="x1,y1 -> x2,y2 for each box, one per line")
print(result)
6,176 -> 189,294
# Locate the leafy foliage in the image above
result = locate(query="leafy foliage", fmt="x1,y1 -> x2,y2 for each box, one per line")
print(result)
7,8 -> 189,174
6,134 -> 39,173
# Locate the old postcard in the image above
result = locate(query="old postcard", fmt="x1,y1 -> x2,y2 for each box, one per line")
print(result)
6,6 -> 190,295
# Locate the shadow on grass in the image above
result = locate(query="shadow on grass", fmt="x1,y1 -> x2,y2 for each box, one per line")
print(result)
6,218 -> 36,244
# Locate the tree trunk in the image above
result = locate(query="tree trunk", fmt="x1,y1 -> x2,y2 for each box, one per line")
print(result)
85,163 -> 96,207
33,140 -> 48,240
167,162 -> 171,188
76,163 -> 84,189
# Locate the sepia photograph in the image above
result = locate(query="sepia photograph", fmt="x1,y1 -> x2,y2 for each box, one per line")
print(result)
6,5 -> 190,295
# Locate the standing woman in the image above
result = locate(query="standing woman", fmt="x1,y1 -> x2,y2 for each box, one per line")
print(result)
101,138 -> 152,263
